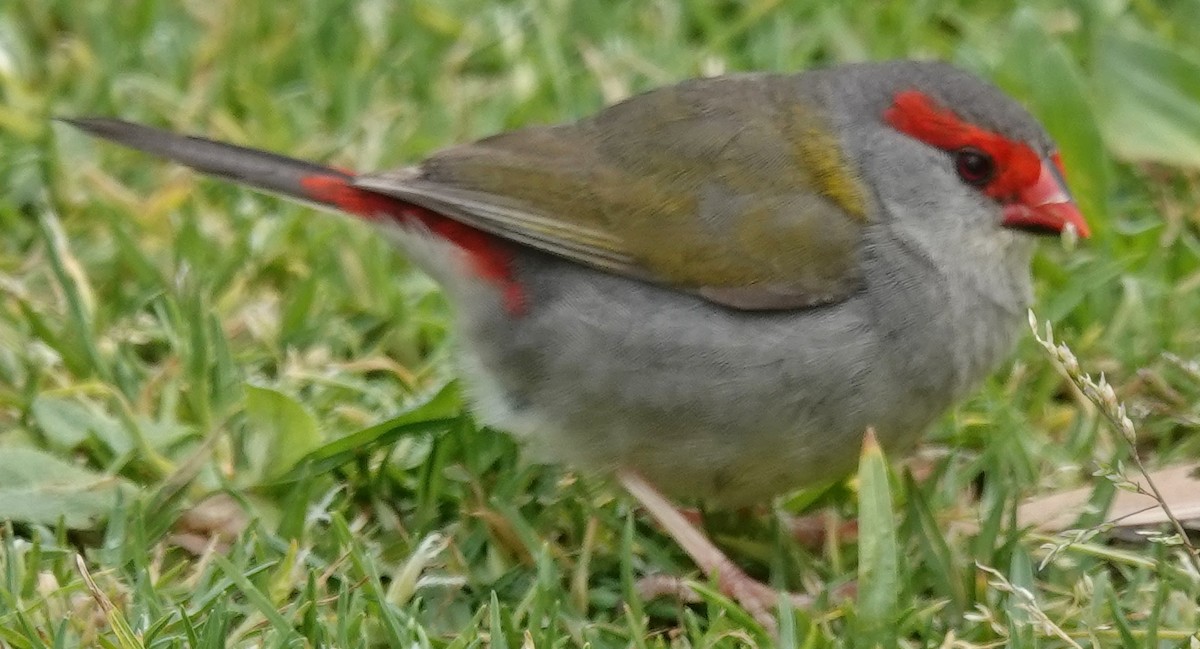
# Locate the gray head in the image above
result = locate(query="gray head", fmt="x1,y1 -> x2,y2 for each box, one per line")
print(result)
824,61 -> 1054,153
816,60 -> 1087,241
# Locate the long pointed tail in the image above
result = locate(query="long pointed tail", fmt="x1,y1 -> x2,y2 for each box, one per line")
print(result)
61,117 -> 354,204
62,117 -> 527,313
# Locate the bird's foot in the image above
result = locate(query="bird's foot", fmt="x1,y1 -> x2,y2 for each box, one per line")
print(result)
618,470 -> 812,633
635,570 -> 811,632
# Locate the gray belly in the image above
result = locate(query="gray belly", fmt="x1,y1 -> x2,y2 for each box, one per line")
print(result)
445,246 -> 1021,506
380,212 -> 1031,507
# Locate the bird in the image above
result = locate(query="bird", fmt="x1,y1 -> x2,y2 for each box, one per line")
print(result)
62,60 -> 1088,622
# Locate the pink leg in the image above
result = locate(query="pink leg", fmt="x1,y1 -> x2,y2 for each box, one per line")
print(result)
786,511 -> 858,549
618,471 -> 811,630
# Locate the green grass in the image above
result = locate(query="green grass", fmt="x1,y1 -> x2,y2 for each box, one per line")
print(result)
2,0 -> 1200,646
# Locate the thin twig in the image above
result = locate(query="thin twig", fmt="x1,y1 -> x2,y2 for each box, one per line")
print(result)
1028,310 -> 1200,578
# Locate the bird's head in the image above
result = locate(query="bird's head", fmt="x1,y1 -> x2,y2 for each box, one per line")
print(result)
826,61 -> 1089,241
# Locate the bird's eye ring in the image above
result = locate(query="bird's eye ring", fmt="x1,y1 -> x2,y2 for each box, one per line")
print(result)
954,147 -> 996,187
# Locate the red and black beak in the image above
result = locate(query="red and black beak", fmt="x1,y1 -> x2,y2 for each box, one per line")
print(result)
1001,154 -> 1090,238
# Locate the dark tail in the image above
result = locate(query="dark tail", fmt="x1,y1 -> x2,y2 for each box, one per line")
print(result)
60,117 -> 354,205
62,117 -> 530,313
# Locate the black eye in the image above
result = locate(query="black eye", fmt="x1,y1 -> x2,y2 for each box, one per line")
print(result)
954,147 -> 996,187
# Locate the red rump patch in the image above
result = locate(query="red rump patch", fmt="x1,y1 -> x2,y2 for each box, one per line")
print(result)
299,174 -> 527,314
884,90 -> 1041,200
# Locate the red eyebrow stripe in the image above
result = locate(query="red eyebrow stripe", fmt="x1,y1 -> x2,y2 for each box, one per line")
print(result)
883,90 -> 1041,200
884,90 -> 988,150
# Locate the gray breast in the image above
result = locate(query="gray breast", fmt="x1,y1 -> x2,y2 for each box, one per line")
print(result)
440,226 -> 1025,505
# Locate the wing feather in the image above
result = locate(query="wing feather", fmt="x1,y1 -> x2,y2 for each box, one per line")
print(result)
358,74 -> 871,310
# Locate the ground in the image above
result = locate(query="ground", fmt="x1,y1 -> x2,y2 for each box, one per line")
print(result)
1,0 -> 1199,647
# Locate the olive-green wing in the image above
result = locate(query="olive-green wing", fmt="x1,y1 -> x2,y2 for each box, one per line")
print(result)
355,74 -> 872,310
